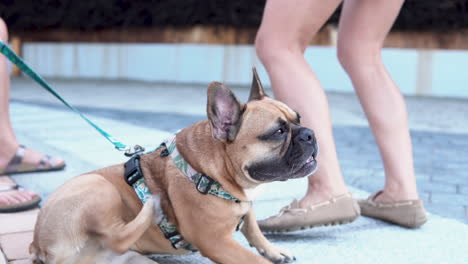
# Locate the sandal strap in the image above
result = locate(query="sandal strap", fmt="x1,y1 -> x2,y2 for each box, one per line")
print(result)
4,145 -> 26,174
38,155 -> 53,169
3,145 -> 59,174
0,184 -> 20,192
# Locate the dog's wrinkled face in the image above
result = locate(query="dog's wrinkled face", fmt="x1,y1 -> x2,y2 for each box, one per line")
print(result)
207,68 -> 318,185
242,100 -> 318,182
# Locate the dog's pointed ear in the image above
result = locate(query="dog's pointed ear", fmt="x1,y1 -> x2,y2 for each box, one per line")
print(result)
207,82 -> 244,142
248,67 -> 267,101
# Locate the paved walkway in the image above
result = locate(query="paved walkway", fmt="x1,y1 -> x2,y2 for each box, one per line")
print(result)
1,78 -> 467,263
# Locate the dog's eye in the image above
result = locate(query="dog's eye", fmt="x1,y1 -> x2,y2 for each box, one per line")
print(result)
273,128 -> 286,137
258,119 -> 290,141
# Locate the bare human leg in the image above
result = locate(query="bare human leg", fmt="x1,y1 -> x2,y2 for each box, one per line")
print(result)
256,0 -> 346,207
255,0 -> 361,232
337,0 -> 419,201
0,18 -> 18,165
0,18 -> 64,172
0,18 -> 37,209
336,0 -> 426,228
0,18 -> 64,212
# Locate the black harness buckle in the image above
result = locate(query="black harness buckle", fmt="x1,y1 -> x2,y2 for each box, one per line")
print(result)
163,230 -> 179,239
159,142 -> 169,157
195,174 -> 215,195
124,155 -> 144,186
163,230 -> 184,250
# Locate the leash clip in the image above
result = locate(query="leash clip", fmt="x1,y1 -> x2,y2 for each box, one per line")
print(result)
124,145 -> 146,157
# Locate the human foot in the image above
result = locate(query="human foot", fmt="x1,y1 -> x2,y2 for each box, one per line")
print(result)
258,193 -> 360,233
358,191 -> 427,228
0,183 -> 41,213
0,145 -> 65,175
297,188 -> 348,208
373,188 -> 419,202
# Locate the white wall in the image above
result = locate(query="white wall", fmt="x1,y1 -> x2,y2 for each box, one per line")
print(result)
21,43 -> 468,98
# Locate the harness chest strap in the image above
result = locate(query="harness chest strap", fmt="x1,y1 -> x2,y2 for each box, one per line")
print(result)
162,136 -> 244,203
124,155 -> 196,252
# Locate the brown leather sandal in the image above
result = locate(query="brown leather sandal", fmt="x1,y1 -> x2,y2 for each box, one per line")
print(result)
0,184 -> 41,213
358,191 -> 428,228
0,145 -> 65,176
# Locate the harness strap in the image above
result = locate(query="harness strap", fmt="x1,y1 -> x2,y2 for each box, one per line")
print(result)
163,137 -> 243,203
0,41 -> 128,151
124,155 -> 196,252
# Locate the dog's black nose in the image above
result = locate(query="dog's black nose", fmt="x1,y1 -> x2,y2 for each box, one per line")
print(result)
297,128 -> 315,144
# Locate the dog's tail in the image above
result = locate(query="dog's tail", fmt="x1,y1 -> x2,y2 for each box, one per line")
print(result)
101,197 -> 155,254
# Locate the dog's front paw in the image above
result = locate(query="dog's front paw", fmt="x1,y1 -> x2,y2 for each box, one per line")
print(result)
258,245 -> 296,264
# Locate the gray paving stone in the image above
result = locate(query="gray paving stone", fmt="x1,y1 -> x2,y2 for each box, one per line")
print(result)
459,185 -> 468,195
430,193 -> 468,206
432,171 -> 468,185
415,171 -> 432,181
424,203 -> 467,223
418,181 -> 457,194
343,175 -> 384,194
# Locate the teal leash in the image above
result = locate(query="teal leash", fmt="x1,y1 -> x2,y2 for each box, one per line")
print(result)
0,41 -> 142,155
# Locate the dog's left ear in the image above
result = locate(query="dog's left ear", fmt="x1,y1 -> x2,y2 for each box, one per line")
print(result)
248,67 -> 267,101
207,82 -> 244,142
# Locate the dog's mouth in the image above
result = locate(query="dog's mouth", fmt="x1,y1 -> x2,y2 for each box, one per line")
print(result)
283,141 -> 320,180
301,155 -> 317,173
247,143 -> 319,182
289,142 -> 319,178
305,154 -> 315,164
250,154 -> 317,182
286,154 -> 317,180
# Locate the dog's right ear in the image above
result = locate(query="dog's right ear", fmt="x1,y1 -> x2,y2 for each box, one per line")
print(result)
248,67 -> 267,101
207,82 -> 244,142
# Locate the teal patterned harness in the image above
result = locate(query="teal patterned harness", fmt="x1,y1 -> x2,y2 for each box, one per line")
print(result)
162,136 -> 244,203
130,176 -> 196,252
125,135 -> 245,252
125,150 -> 196,252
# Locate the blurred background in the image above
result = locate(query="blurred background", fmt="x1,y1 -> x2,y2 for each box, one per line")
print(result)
1,0 -> 468,97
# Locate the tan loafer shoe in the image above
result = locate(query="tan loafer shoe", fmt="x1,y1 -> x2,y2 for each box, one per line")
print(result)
258,193 -> 360,233
358,191 -> 428,228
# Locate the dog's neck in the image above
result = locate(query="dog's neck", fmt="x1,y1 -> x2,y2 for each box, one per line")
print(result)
174,120 -> 253,200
